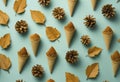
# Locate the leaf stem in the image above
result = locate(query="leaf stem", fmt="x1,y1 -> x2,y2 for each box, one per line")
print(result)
57,39 -> 60,42
15,13 -> 17,16
7,24 -> 9,28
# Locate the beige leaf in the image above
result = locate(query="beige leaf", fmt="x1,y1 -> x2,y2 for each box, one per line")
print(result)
117,39 -> 120,43
0,10 -> 9,25
0,33 -> 11,49
46,26 -> 60,41
88,46 -> 102,57
30,10 -> 46,24
3,0 -> 7,6
0,54 -> 11,70
103,80 -> 109,82
86,63 -> 99,79
65,72 -> 79,82
13,0 -> 27,14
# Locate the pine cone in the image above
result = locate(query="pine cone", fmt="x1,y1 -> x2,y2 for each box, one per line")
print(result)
81,35 -> 91,46
16,80 -> 23,82
84,15 -> 96,28
52,7 -> 65,20
15,20 -> 28,34
102,4 -> 116,18
32,64 -> 44,77
38,0 -> 50,6
65,50 -> 78,64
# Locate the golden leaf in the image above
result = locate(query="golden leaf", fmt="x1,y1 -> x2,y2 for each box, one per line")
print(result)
0,33 -> 11,49
3,0 -> 7,6
0,10 -> 9,25
30,10 -> 46,24
13,0 -> 27,14
65,72 -> 79,82
88,46 -> 102,57
103,80 -> 109,82
117,39 -> 120,43
86,63 -> 99,79
0,54 -> 11,70
46,26 -> 60,41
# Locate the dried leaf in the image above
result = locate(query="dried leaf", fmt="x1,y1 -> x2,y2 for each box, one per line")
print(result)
3,0 -> 7,6
0,10 -> 9,25
13,0 -> 27,14
30,10 -> 46,24
88,46 -> 102,57
0,54 -> 11,70
103,80 -> 109,82
0,33 -> 11,49
86,63 -> 99,79
117,39 -> 120,43
46,26 -> 60,41
65,72 -> 79,82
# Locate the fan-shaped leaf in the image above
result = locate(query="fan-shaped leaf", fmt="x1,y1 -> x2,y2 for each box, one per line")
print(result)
0,10 -> 9,25
0,54 -> 11,70
30,10 -> 46,24
86,63 -> 99,79
0,33 -> 11,49
13,0 -> 27,14
88,46 -> 102,57
46,26 -> 60,41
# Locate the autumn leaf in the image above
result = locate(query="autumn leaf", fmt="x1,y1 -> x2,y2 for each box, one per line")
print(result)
0,54 -> 11,70
65,72 -> 79,82
30,10 -> 46,24
88,46 -> 102,57
0,10 -> 9,26
46,26 -> 60,41
103,80 -> 109,82
13,0 -> 27,14
86,63 -> 99,79
3,0 -> 7,6
117,39 -> 120,43
0,33 -> 11,49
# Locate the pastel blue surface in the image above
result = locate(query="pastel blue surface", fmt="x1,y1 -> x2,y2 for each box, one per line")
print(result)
0,0 -> 120,82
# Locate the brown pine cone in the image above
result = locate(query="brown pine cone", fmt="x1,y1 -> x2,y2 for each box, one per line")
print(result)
84,15 -> 96,28
16,80 -> 23,82
65,50 -> 78,64
15,20 -> 28,34
32,64 -> 44,77
81,35 -> 91,46
52,7 -> 65,20
102,4 -> 116,18
38,0 -> 50,6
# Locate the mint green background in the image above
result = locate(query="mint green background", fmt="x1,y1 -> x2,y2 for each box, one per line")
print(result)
0,0 -> 120,82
